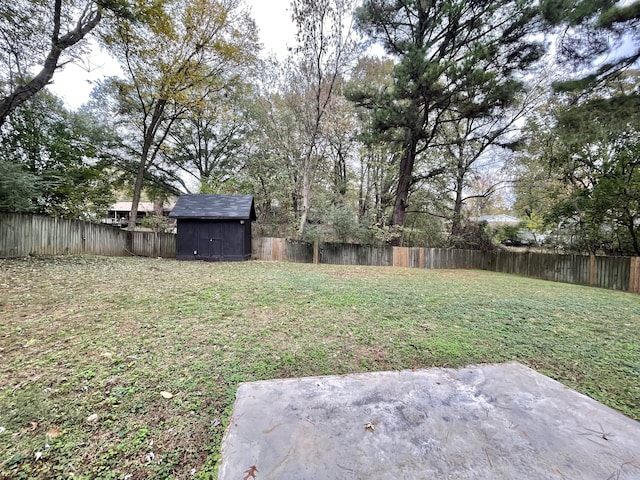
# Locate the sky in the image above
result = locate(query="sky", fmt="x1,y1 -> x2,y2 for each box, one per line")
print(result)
48,0 -> 297,110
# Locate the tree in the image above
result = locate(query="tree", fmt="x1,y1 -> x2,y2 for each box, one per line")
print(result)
541,0 -> 640,92
515,73 -> 640,254
0,0 -> 132,127
162,80 -> 254,193
552,77 -> 640,254
351,0 -> 544,243
243,65 -> 309,235
0,91 -> 119,217
512,98 -> 569,240
347,56 -> 398,230
0,159 -> 40,212
437,82 -> 543,239
289,0 -> 359,238
100,0 -> 258,229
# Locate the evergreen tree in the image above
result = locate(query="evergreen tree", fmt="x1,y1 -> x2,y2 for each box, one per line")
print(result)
541,0 -> 640,92
350,0 -> 544,243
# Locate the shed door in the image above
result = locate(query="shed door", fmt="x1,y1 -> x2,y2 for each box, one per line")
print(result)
199,224 -> 223,260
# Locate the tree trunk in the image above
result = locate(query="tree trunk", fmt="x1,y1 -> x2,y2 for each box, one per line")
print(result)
450,161 -> 466,237
627,214 -> 640,256
297,161 -> 313,238
128,100 -> 166,231
390,138 -> 418,245
334,150 -> 347,197
128,155 -> 148,231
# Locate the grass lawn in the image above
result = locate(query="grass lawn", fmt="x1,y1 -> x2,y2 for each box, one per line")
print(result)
1,256 -> 639,479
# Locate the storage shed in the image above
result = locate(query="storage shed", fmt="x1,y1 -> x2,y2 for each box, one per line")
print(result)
169,194 -> 256,261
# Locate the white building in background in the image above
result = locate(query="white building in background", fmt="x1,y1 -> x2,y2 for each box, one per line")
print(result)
469,214 -> 521,226
102,201 -> 175,227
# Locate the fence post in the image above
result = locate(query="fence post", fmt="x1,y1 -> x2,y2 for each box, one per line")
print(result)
313,239 -> 319,264
589,253 -> 596,286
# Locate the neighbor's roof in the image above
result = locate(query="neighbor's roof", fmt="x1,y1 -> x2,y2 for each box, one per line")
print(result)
109,201 -> 175,212
110,201 -> 154,212
169,194 -> 256,220
470,214 -> 521,225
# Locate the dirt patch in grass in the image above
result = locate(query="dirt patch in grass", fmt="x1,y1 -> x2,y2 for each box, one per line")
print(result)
1,256 -> 639,479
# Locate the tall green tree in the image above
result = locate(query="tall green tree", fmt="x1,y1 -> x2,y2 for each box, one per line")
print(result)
348,56 -> 399,237
438,83 -> 543,239
351,0 -> 544,242
0,91 -> 119,217
515,73 -> 640,254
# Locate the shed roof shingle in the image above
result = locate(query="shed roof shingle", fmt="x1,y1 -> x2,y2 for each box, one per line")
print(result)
169,194 -> 256,220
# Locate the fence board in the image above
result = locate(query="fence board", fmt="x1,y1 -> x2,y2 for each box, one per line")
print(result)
630,258 -> 640,294
393,247 -> 409,268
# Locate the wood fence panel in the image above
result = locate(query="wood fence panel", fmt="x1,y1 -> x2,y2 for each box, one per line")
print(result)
424,248 -> 438,269
595,256 -> 630,291
0,213 -> 174,258
393,247 -> 409,268
252,237 -> 281,261
630,258 -> 640,293
392,246 -> 424,268
285,240 -> 313,263
1,213 -> 27,257
251,238 -> 310,262
320,243 -> 393,266
159,232 -> 176,258
272,238 -> 283,261
371,245 -> 393,266
409,247 -> 422,268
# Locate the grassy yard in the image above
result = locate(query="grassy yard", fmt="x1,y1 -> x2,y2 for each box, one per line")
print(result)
1,256 -> 639,479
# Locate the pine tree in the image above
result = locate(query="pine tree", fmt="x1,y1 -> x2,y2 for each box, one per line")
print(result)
350,0 -> 544,242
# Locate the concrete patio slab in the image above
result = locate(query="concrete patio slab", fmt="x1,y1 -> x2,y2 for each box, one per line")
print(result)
218,362 -> 640,479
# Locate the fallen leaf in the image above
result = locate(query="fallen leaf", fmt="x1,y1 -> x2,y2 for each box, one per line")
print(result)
243,465 -> 258,480
160,391 -> 173,399
21,421 -> 38,434
46,426 -> 62,438
86,414 -> 99,423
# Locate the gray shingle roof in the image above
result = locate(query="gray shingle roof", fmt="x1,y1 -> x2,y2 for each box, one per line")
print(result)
169,194 -> 256,220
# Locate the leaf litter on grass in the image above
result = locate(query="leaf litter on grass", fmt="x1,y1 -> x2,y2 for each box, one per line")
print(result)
0,255 -> 639,479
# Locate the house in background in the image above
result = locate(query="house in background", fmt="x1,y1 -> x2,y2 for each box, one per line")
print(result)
102,200 -> 175,228
170,194 -> 256,261
469,214 -> 521,227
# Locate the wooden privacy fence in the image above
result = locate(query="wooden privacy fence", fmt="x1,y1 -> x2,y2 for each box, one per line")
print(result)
2,215 -> 639,294
252,237 -> 640,294
0,213 -> 175,258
